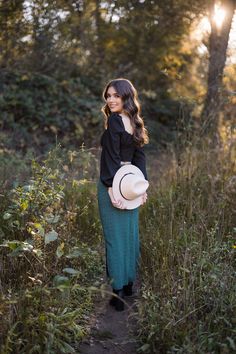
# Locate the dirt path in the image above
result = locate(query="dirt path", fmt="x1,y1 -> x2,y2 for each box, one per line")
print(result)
78,272 -> 142,354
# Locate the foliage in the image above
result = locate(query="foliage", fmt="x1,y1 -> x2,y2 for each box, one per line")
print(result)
0,0 -> 205,89
0,70 -> 101,153
0,144 -> 104,353
0,0 -> 213,154
137,138 -> 236,353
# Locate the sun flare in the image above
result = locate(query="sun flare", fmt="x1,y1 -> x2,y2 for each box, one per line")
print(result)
191,3 -> 236,62
197,3 -> 227,35
213,3 -> 226,28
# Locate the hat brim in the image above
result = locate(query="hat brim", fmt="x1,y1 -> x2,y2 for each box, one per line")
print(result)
112,164 -> 147,210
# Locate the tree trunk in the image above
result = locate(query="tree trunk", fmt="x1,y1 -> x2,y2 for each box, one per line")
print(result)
200,0 -> 235,142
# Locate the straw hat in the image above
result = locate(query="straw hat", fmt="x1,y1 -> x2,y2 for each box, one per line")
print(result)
112,164 -> 149,209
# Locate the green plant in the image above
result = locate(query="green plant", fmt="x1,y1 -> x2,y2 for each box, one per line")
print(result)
136,140 -> 236,353
0,144 -> 104,353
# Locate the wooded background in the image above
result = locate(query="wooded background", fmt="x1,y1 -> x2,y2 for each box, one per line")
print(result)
0,0 -> 235,155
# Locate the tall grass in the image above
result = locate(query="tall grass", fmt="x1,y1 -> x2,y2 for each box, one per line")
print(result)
137,138 -> 236,353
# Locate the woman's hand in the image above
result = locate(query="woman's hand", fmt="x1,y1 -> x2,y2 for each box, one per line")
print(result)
140,191 -> 148,205
108,187 -> 126,209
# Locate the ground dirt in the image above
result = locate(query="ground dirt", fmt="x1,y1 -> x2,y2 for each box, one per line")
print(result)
78,272 -> 142,354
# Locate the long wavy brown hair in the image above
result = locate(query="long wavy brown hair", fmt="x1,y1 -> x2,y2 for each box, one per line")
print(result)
101,78 -> 149,147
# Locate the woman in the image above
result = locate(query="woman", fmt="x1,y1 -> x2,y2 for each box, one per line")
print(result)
97,78 -> 149,311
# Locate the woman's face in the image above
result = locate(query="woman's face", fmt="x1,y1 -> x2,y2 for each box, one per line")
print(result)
106,86 -> 124,113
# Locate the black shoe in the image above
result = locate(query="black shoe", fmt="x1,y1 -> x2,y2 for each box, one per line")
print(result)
123,281 -> 133,296
114,289 -> 125,311
109,288 -> 125,311
109,289 -> 117,307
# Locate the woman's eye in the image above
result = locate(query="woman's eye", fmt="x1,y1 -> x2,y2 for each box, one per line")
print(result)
106,94 -> 119,98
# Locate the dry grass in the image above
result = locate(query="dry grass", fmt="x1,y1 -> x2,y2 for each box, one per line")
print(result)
137,138 -> 236,353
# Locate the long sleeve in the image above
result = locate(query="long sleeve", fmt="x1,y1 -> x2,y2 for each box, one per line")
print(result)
100,113 -> 123,187
131,145 -> 148,180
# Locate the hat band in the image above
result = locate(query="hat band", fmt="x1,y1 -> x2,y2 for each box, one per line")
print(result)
120,161 -> 131,165
119,172 -> 134,200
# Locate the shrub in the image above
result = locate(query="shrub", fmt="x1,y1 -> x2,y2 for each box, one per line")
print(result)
0,144 -> 104,353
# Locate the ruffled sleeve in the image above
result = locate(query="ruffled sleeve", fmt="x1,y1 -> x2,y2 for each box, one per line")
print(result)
100,113 -> 123,187
132,145 -> 148,180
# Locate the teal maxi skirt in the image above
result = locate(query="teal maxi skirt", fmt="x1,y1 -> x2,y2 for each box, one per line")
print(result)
97,178 -> 140,290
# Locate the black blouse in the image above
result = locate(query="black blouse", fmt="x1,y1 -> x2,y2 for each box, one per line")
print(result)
99,112 -> 148,187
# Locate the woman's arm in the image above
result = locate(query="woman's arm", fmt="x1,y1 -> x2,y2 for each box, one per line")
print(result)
101,113 -> 125,208
131,145 -> 148,180
100,113 -> 123,187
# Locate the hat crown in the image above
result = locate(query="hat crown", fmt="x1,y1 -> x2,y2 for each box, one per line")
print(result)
112,164 -> 149,209
119,173 -> 149,200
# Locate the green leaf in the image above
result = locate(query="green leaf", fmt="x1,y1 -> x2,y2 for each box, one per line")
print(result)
3,212 -> 12,220
23,184 -> 34,192
180,267 -> 190,273
66,247 -> 82,258
45,214 -> 60,224
227,337 -> 236,350
139,343 -> 150,352
45,230 -> 58,244
19,242 -> 33,252
1,240 -> 20,250
60,342 -> 76,353
21,200 -> 28,211
11,220 -> 20,228
2,241 -> 34,257
33,248 -> 43,257
63,268 -> 80,275
53,275 -> 70,287
56,242 -> 65,258
34,223 -> 45,236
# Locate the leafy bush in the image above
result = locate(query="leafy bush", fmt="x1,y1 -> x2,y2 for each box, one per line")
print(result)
0,144 -> 104,353
0,70 -> 102,154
